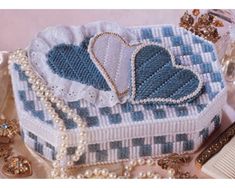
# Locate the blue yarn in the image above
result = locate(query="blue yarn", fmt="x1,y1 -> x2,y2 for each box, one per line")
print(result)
171,36 -> 183,46
162,26 -> 174,37
201,43 -> 213,52
141,28 -> 154,39
117,147 -> 129,159
183,140 -> 194,151
154,136 -> 166,144
181,45 -> 193,55
108,113 -> 122,124
96,150 -> 108,162
132,138 -> 145,146
161,142 -> 173,154
139,144 -> 152,157
176,134 -> 188,141
190,54 -> 203,65
46,39 -> 111,91
67,147 -> 76,155
110,141 -> 122,149
133,45 -> 201,104
131,111 -> 144,121
88,144 -> 100,152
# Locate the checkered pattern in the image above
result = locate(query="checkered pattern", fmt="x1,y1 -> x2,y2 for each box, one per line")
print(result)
10,24 -> 227,166
14,25 -> 224,130
21,114 -> 221,165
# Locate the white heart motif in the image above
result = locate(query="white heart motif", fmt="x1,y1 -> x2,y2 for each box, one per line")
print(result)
88,32 -> 140,97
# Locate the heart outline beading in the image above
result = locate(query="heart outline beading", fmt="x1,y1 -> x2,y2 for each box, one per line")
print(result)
88,32 -> 141,97
130,43 -> 203,105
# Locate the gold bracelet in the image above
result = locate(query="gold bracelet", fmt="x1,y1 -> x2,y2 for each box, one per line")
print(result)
195,122 -> 235,168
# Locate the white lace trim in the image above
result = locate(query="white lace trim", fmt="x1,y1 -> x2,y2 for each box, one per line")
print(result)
27,21 -> 137,107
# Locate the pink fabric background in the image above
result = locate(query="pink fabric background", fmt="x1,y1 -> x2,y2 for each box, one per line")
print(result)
0,10 -> 185,51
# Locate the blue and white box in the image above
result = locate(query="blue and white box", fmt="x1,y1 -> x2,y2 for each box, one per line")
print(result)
10,22 -> 226,166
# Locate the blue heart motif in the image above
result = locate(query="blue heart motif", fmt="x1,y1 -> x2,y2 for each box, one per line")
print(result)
130,44 -> 203,104
46,39 -> 111,91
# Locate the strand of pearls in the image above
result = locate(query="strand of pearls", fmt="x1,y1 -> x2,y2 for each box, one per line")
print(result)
8,49 -> 194,179
76,168 -> 118,179
9,49 -> 88,179
123,158 -> 162,179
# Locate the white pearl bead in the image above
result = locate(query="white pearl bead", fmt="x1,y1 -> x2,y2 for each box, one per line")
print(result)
153,174 -> 161,179
75,150 -> 83,156
39,85 -> 46,92
79,140 -> 86,144
77,174 -> 84,179
61,134 -> 68,140
167,168 -> 175,178
56,101 -> 64,109
101,169 -> 109,177
60,149 -> 66,154
54,118 -> 61,124
52,161 -> 60,167
35,79 -> 42,86
123,171 -> 130,178
31,85 -> 39,91
67,161 -> 73,166
62,106 -> 69,113
137,158 -> 145,165
146,158 -> 154,166
51,170 -> 59,177
146,171 -> 153,178
60,174 -> 68,179
50,110 -> 57,116
24,70 -> 32,76
79,131 -> 86,137
59,127 -> 66,131
129,159 -> 137,167
36,90 -> 43,97
138,172 -> 146,178
124,165 -> 132,171
72,156 -> 79,161
84,170 -> 93,178
73,116 -> 79,121
93,168 -> 101,176
77,145 -> 85,151
50,97 -> 56,103
108,172 -> 117,179
56,155 -> 63,160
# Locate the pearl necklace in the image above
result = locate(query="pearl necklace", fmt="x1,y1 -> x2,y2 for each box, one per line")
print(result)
9,49 -> 88,178
9,49 -> 196,179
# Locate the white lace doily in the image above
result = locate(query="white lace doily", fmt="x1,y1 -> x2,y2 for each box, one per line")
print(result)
28,21 -> 137,107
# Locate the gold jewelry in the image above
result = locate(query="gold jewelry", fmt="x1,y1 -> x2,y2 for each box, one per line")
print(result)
0,118 -> 32,178
0,143 -> 12,159
179,9 -> 224,43
158,153 -> 197,179
2,155 -> 32,178
0,118 -> 19,144
196,122 -> 235,168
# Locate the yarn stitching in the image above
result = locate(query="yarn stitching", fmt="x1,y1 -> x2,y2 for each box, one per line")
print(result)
130,43 -> 203,104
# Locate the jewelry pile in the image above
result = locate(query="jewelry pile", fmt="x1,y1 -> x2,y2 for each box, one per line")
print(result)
179,9 -> 224,43
0,118 -> 32,178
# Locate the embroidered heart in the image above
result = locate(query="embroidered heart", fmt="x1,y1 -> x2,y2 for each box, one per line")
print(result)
46,38 -> 111,91
88,32 -> 139,96
130,44 -> 203,104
